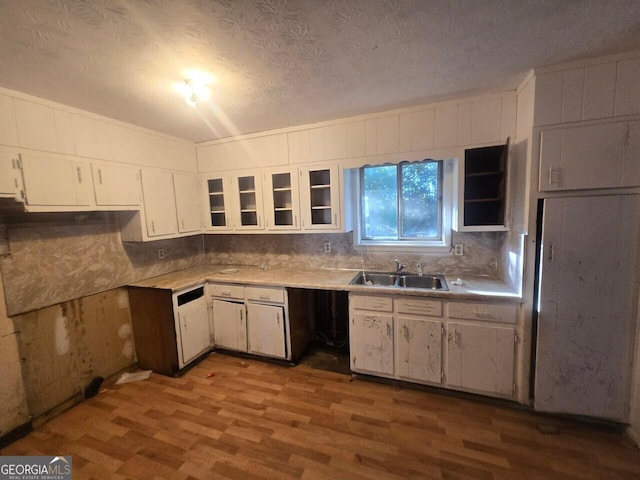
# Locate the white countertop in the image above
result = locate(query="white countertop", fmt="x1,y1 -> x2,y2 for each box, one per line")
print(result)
129,265 -> 522,303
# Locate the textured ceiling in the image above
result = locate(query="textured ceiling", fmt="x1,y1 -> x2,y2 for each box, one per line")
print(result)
0,0 -> 639,143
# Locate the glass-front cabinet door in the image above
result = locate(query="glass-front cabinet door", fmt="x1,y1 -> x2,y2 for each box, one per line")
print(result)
203,175 -> 232,231
263,168 -> 300,231
299,163 -> 341,230
233,172 -> 264,230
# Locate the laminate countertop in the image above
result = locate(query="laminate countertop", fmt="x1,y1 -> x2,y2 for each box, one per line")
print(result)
129,265 -> 522,303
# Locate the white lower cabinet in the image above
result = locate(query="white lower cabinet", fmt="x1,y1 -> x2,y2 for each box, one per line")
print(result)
446,322 -> 515,396
210,283 -> 290,360
349,295 -> 394,376
173,286 -> 210,367
396,296 -> 443,384
348,293 -> 519,399
247,302 -> 286,358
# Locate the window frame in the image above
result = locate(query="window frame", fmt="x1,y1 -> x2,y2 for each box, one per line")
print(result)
353,158 -> 453,253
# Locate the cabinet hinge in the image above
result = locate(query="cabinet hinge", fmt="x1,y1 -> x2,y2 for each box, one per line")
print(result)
441,371 -> 444,382
513,382 -> 517,394
441,325 -> 445,335
514,333 -> 519,344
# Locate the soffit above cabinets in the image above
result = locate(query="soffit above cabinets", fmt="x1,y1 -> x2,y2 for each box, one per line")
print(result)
0,0 -> 639,143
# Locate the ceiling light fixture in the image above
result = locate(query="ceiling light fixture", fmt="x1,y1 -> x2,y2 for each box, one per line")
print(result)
177,73 -> 212,107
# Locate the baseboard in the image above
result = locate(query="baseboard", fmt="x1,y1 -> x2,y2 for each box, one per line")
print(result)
0,421 -> 32,450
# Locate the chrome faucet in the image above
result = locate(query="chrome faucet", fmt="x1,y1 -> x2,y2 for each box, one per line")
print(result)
394,259 -> 406,274
417,263 -> 423,276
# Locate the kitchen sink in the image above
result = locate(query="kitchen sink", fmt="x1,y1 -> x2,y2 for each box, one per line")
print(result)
349,272 -> 448,291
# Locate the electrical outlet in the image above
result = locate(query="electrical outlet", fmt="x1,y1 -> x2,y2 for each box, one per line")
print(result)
324,242 -> 331,253
157,248 -> 165,259
454,244 -> 464,256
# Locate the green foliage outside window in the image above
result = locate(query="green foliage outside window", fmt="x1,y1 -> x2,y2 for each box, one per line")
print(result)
361,161 -> 441,241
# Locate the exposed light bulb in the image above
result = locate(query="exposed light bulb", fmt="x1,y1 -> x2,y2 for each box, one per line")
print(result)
177,75 -> 211,107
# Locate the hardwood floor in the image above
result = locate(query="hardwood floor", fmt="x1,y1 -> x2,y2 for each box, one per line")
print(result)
2,353 -> 639,479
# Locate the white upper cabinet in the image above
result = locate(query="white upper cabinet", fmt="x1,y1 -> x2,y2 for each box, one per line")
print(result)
14,99 -> 60,153
19,153 -> 94,209
230,171 -> 264,231
91,162 -> 141,207
0,148 -> 20,198
203,174 -> 232,232
140,169 -> 178,237
534,54 -> 640,127
0,93 -> 19,147
263,167 -> 300,231
539,120 -> 640,191
298,162 -> 342,231
197,134 -> 287,173
173,172 -> 202,233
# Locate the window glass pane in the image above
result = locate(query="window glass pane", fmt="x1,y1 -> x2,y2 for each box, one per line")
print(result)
362,165 -> 397,239
400,162 -> 440,238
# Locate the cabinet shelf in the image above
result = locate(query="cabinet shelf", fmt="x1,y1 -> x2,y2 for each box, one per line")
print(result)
310,184 -> 330,189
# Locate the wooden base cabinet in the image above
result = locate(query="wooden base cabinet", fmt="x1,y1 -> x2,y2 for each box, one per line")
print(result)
129,285 -> 210,376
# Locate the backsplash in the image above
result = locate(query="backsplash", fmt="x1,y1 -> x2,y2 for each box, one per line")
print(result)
205,231 -> 504,277
0,212 -> 204,315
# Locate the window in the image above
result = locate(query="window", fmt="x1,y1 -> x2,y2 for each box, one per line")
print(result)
356,159 -> 451,250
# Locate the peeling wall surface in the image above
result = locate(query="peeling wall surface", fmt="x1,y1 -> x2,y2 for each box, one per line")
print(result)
0,273 -> 29,437
0,212 -> 204,315
12,288 -> 135,417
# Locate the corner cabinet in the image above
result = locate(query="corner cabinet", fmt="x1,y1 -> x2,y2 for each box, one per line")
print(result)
453,139 -> 510,231
128,285 -> 211,376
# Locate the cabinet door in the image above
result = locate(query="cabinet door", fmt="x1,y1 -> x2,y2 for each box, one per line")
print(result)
176,296 -> 210,366
140,170 -> 178,237
20,153 -> 93,207
539,121 -> 640,191
231,173 -> 264,230
263,168 -> 300,231
396,316 -> 442,384
299,163 -> 341,230
350,312 -> 393,375
453,141 -> 509,232
92,163 -> 141,206
246,303 -> 286,358
173,172 -> 202,233
203,175 -> 232,231
0,150 -> 19,198
212,299 -> 247,351
446,322 -> 515,396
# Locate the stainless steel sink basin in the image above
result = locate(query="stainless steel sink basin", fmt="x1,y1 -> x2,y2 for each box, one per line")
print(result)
398,275 -> 447,290
349,272 -> 398,286
349,272 -> 448,290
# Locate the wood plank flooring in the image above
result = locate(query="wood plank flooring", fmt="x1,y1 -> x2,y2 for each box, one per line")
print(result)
2,353 -> 639,479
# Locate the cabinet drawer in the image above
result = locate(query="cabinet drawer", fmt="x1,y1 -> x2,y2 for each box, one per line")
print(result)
209,283 -> 244,300
350,294 -> 393,312
447,302 -> 516,324
245,286 -> 285,304
396,297 -> 442,317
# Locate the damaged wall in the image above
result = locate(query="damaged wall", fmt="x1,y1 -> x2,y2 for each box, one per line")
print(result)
13,288 -> 135,417
0,211 -> 204,436
0,272 -> 29,437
